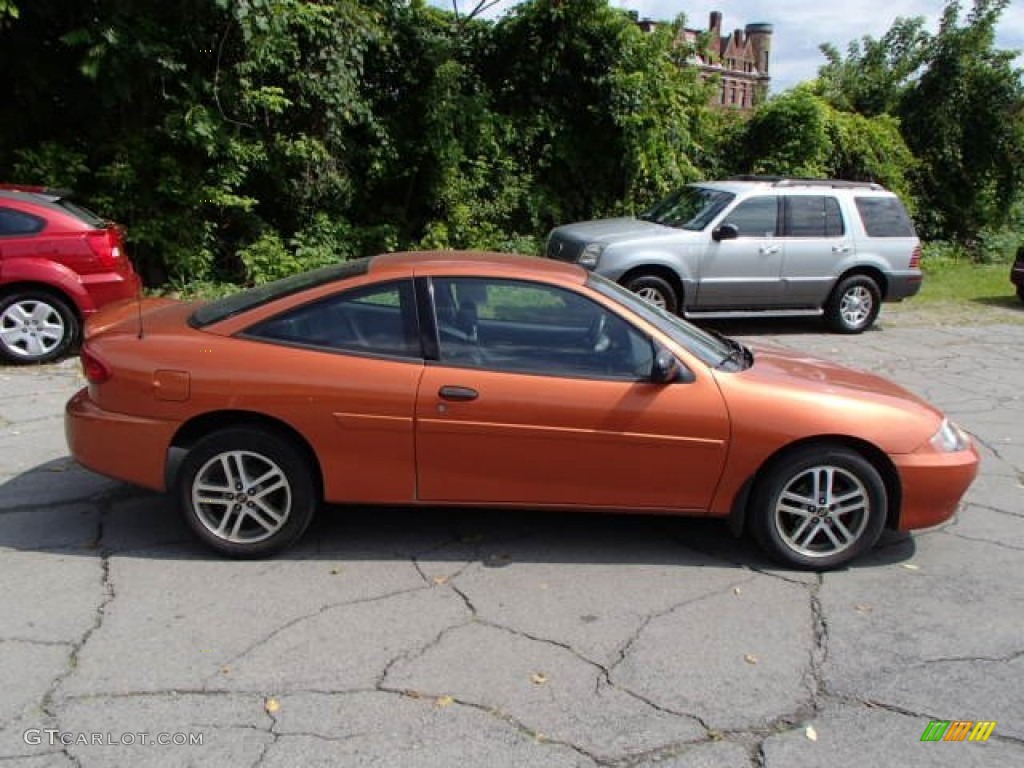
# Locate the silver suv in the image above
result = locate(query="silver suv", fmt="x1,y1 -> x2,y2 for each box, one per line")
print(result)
545,177 -> 922,333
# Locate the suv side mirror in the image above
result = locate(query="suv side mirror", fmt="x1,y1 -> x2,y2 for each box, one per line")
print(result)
712,223 -> 739,242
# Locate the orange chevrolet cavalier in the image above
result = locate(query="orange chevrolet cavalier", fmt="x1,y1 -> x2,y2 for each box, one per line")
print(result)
65,252 -> 978,568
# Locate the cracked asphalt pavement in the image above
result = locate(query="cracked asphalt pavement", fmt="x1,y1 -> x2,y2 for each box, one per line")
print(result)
0,307 -> 1022,767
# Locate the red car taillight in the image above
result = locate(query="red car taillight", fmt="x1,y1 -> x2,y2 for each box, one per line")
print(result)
81,348 -> 112,384
909,245 -> 922,269
85,229 -> 124,269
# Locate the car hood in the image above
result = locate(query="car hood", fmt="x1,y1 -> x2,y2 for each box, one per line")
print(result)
551,217 -> 676,242
712,343 -> 943,454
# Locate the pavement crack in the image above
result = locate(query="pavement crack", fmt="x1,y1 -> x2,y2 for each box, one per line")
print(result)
608,575 -> 757,676
249,696 -> 281,768
940,529 -> 1024,552
205,586 -> 430,686
806,575 -> 828,705
376,618 -> 474,690
376,688 -> 602,766
37,509 -> 114,768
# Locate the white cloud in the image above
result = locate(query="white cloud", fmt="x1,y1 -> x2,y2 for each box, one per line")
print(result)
436,1 -> 1023,92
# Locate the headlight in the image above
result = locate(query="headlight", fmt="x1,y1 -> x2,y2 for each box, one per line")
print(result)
578,243 -> 605,268
930,418 -> 970,452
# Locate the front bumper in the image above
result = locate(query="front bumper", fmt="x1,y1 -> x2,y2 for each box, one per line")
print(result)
891,443 -> 979,530
65,387 -> 177,492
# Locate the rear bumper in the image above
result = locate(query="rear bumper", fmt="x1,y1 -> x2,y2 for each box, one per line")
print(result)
65,387 -> 175,491
892,444 -> 979,531
885,271 -> 923,302
80,270 -> 141,314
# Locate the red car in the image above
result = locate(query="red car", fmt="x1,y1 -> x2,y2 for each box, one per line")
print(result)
66,251 -> 979,569
0,186 -> 141,363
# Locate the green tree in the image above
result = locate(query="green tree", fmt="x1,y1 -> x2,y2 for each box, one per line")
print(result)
816,17 -> 929,117
899,0 -> 1024,247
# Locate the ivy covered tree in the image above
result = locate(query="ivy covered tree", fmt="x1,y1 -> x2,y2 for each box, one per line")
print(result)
813,0 -> 1024,252
899,0 -> 1024,246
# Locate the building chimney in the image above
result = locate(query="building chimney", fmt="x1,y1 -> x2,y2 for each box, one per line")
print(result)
709,11 -> 722,31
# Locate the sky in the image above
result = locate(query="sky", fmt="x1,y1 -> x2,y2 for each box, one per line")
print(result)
430,1 -> 1024,92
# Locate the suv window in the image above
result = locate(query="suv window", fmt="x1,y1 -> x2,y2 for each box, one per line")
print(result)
855,197 -> 916,237
721,196 -> 778,237
245,278 -> 420,358
0,207 -> 45,236
433,277 -> 654,379
784,196 -> 844,238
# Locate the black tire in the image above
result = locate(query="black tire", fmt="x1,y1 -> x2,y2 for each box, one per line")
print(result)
623,274 -> 679,315
177,427 -> 317,557
825,275 -> 881,334
750,445 -> 887,570
0,291 -> 79,364
1017,284 -> 1024,305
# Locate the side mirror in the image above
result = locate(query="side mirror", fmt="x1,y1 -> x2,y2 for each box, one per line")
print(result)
712,223 -> 739,242
651,346 -> 681,383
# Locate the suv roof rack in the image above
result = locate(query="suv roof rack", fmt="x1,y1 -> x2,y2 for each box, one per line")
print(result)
726,175 -> 884,191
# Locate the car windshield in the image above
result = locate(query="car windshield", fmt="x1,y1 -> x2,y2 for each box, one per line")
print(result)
639,186 -> 734,230
588,274 -> 734,366
191,257 -> 371,327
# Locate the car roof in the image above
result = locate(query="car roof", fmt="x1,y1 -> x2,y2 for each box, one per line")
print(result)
370,250 -> 587,284
693,177 -> 891,195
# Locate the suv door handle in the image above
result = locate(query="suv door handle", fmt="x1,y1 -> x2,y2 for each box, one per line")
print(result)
759,245 -> 780,255
438,386 -> 479,402
832,245 -> 851,253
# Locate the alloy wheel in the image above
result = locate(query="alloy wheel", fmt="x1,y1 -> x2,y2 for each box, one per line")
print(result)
192,450 -> 292,544
773,464 -> 871,559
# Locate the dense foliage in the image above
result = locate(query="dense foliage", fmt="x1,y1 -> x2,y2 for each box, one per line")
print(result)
0,0 -> 1021,288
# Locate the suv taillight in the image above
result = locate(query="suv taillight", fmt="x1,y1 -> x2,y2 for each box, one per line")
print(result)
81,348 -> 111,384
85,229 -> 123,269
909,245 -> 922,269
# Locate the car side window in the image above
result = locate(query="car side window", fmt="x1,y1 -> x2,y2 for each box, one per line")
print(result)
433,277 -> 654,380
0,207 -> 45,236
854,197 -> 916,237
720,196 -> 778,237
785,196 -> 845,238
245,279 -> 420,358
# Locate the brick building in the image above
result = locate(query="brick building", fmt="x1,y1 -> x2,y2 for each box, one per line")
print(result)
637,10 -> 773,111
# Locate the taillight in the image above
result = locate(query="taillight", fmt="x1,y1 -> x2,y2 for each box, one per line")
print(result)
81,348 -> 112,384
85,229 -> 123,269
909,245 -> 922,269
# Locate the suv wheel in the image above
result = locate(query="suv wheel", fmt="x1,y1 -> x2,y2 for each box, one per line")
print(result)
624,274 -> 679,315
826,275 -> 881,334
0,291 -> 79,364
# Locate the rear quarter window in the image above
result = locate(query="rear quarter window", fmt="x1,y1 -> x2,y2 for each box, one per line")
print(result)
0,207 -> 45,236
855,197 -> 916,237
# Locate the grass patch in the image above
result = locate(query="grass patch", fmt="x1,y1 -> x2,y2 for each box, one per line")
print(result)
917,261 -> 1017,306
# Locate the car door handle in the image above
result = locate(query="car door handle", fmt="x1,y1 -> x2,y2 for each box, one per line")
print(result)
832,245 -> 851,253
759,245 -> 780,255
438,386 -> 479,402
